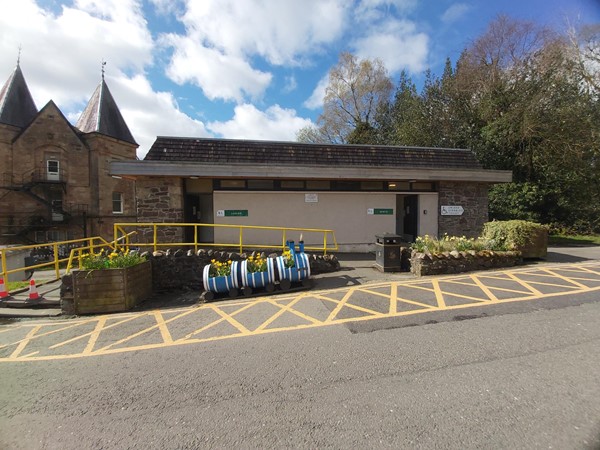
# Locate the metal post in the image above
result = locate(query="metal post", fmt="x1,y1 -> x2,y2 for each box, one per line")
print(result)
53,243 -> 60,279
239,227 -> 243,254
1,249 -> 6,281
323,232 -> 327,255
153,225 -> 158,253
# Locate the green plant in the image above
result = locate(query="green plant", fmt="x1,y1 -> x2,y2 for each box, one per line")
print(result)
411,234 -> 506,254
281,249 -> 295,268
79,249 -> 147,270
481,220 -> 548,251
208,259 -> 232,277
246,254 -> 267,273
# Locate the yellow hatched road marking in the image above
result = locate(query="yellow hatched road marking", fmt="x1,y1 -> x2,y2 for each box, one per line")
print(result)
10,325 -> 41,359
180,301 -> 257,340
2,261 -> 600,362
504,272 -> 543,296
432,280 -> 446,309
153,311 -> 173,344
470,274 -> 499,301
83,317 -> 107,354
208,304 -> 251,334
316,293 -> 383,319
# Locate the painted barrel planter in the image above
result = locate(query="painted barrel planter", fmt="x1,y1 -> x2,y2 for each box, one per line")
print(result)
275,252 -> 311,283
239,258 -> 276,288
203,261 -> 240,294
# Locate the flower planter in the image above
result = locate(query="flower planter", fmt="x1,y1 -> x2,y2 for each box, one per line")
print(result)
71,260 -> 152,314
239,258 -> 276,291
275,252 -> 311,285
203,261 -> 240,299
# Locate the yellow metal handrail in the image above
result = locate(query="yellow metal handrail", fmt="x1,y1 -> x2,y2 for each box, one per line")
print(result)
0,237 -> 112,282
114,222 -> 338,255
0,233 -> 138,283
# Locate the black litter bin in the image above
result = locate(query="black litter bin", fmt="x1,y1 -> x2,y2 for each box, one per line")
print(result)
375,233 -> 403,272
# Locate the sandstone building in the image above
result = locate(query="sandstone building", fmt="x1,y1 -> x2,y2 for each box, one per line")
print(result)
0,63 -> 137,245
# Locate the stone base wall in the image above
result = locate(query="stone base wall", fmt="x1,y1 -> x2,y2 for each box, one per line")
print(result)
149,249 -> 341,291
438,181 -> 489,238
411,250 -> 522,277
135,178 -> 185,243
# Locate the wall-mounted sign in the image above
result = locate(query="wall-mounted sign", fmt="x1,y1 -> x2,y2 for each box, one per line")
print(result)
305,193 -> 318,203
441,205 -> 464,216
373,208 -> 393,215
217,210 -> 248,217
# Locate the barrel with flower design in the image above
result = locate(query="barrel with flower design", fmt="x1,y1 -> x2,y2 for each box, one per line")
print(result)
239,257 -> 277,289
275,252 -> 311,283
203,260 -> 240,296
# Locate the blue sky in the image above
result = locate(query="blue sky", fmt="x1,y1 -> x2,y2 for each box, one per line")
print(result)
1,0 -> 598,158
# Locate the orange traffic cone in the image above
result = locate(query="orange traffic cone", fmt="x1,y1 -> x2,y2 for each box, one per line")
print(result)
0,278 -> 10,299
28,279 -> 41,301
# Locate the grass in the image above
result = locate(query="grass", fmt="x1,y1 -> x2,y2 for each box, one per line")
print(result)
549,234 -> 600,247
6,281 -> 30,292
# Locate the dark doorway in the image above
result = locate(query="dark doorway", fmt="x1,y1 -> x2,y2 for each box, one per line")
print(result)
396,195 -> 418,242
184,194 -> 214,243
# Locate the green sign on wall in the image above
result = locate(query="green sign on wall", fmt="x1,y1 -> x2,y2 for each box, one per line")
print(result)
374,208 -> 393,215
224,209 -> 248,217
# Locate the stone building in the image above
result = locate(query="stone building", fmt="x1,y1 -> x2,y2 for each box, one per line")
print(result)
111,137 -> 512,252
0,63 -> 137,244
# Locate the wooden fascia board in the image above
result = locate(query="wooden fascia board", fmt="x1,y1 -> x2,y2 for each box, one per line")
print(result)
110,161 -> 512,183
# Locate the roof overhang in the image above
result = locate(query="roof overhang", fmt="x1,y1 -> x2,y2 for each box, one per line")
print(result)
110,160 -> 512,183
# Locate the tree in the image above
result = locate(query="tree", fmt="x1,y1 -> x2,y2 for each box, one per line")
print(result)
297,52 -> 393,144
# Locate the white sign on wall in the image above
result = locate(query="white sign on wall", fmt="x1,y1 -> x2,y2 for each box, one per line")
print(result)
305,193 -> 318,203
367,208 -> 374,215
216,210 -> 225,217
440,205 -> 464,216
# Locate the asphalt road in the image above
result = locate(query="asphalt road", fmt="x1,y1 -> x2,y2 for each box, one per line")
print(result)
1,293 -> 599,449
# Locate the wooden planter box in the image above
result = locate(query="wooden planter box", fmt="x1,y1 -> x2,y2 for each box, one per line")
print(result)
518,228 -> 548,259
72,261 -> 152,314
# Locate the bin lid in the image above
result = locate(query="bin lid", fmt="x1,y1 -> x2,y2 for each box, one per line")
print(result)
375,233 -> 402,239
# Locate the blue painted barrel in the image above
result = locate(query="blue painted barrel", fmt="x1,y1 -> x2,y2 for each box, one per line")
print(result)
275,252 -> 311,282
239,258 -> 276,288
203,261 -> 240,294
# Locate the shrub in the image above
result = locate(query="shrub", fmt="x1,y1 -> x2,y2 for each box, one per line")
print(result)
411,234 -> 506,254
79,249 -> 147,270
481,220 -> 548,251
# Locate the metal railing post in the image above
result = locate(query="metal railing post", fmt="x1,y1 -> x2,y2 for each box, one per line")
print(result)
1,249 -> 6,281
239,227 -> 243,254
53,243 -> 60,279
153,225 -> 158,253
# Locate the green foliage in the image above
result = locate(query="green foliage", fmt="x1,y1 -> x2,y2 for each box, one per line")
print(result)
481,220 -> 548,250
411,234 -> 506,254
488,183 -> 543,222
80,249 -> 147,270
209,259 -> 232,277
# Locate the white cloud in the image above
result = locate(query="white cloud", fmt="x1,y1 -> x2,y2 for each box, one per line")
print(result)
303,75 -> 330,110
283,76 -> 298,94
353,19 -> 429,73
207,104 -> 313,141
162,35 -> 273,102
159,0 -> 348,102
441,3 -> 470,24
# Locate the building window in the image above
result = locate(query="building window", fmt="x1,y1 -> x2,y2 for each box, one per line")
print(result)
361,181 -> 383,190
112,192 -> 123,214
47,159 -> 60,181
411,182 -> 434,191
387,182 -> 411,191
220,179 -> 246,189
306,180 -> 331,190
280,180 -> 305,189
247,179 -> 274,190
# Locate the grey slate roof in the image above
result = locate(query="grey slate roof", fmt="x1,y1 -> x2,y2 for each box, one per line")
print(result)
144,137 -> 483,169
76,79 -> 136,144
0,64 -> 38,128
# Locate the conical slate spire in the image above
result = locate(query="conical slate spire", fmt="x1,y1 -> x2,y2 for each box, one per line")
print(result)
76,79 -> 136,144
0,64 -> 38,128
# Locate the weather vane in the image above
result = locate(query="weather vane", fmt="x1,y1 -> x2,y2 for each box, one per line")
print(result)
17,44 -> 22,65
101,59 -> 106,80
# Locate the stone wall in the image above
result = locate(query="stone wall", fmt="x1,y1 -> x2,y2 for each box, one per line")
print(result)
411,250 -> 522,276
136,178 -> 184,243
438,181 -> 489,238
149,249 -> 340,291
